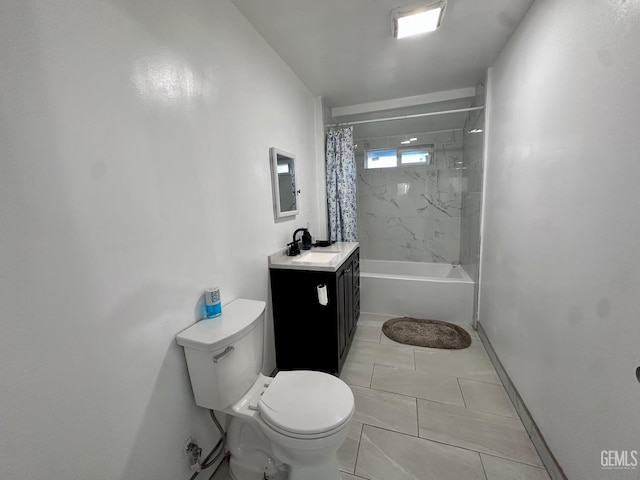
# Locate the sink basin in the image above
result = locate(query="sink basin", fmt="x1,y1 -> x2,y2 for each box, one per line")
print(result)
290,252 -> 339,264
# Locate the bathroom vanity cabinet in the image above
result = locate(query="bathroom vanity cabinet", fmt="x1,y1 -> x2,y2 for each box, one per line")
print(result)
269,245 -> 360,375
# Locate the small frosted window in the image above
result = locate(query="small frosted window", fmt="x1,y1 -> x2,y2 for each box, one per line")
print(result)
400,146 -> 434,165
365,149 -> 397,169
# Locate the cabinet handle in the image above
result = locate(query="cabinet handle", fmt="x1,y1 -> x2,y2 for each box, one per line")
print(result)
212,346 -> 234,363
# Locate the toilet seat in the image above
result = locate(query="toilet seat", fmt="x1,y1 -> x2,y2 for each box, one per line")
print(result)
258,371 -> 354,439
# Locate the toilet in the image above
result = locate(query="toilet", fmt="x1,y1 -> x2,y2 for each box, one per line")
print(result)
176,298 -> 354,480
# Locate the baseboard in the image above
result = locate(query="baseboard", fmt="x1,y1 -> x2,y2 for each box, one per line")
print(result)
477,322 -> 567,480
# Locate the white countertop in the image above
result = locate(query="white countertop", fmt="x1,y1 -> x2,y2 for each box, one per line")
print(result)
268,242 -> 359,272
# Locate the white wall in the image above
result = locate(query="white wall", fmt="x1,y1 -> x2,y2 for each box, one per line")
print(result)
0,1 -> 322,478
480,1 -> 640,479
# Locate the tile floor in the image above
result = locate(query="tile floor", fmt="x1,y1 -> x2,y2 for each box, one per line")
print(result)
212,313 -> 550,480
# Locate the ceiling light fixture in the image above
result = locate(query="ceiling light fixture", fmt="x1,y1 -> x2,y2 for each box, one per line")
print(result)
392,0 -> 447,39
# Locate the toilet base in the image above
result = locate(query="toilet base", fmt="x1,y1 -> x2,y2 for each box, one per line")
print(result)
229,455 -> 287,480
225,414 -> 346,480
229,453 -> 341,480
226,416 -> 284,480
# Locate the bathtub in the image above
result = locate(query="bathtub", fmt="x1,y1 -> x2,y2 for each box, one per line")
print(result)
360,259 -> 474,326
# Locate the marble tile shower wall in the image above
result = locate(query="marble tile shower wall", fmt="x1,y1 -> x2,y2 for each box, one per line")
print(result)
356,131 -> 464,263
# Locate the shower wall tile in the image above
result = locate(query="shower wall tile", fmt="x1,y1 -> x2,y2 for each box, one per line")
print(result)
410,240 -> 453,263
358,195 -> 402,218
359,214 -> 435,242
358,192 -> 461,220
460,192 -> 482,268
459,217 -> 472,269
361,238 -> 405,262
358,214 -> 389,240
462,192 -> 483,218
386,166 -> 439,195
417,192 -> 462,218
357,235 -> 372,259
435,143 -> 463,169
437,169 -> 465,193
431,217 -> 461,262
466,156 -> 484,193
385,194 -> 426,216
356,129 -> 463,263
361,236 -> 458,264
386,217 -> 435,241
358,170 -> 389,196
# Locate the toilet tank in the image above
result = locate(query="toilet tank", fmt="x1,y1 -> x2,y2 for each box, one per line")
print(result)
176,298 -> 266,410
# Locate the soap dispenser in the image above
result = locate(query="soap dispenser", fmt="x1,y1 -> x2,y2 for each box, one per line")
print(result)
302,229 -> 312,250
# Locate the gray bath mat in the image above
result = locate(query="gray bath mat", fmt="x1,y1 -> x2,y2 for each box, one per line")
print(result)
382,317 -> 471,349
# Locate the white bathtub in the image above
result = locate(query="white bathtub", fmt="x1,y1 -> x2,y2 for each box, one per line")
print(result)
360,259 -> 474,326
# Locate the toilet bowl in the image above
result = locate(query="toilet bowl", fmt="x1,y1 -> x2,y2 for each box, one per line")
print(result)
227,371 -> 353,480
176,298 -> 354,480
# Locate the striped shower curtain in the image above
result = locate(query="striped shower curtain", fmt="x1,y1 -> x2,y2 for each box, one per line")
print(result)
326,127 -> 357,242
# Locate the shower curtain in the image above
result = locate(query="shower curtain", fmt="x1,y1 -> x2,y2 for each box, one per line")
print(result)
326,126 -> 357,242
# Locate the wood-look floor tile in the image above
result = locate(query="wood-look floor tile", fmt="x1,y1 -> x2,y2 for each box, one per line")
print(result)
353,324 -> 382,343
341,472 -> 369,480
371,365 -> 465,407
459,378 -> 518,418
338,421 -> 363,474
347,341 -> 415,369
415,347 -> 501,384
340,358 -> 374,388
357,313 -> 394,327
481,454 -> 550,480
351,385 -> 418,436
356,425 -> 485,480
417,399 -> 543,467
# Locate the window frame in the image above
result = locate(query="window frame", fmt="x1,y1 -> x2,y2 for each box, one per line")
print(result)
364,144 -> 434,170
363,148 -> 398,170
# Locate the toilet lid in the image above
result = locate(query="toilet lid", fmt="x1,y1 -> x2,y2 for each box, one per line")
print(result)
258,370 -> 354,437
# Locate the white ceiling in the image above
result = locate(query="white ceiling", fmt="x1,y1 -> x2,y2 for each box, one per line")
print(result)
231,0 -> 534,108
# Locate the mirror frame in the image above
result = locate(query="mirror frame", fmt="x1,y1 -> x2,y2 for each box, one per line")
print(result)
269,147 -> 299,219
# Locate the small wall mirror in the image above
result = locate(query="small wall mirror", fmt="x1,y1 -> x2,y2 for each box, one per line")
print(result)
270,147 -> 298,219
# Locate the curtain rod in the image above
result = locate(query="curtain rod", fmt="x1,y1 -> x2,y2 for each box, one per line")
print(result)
354,127 -> 462,142
326,106 -> 484,127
